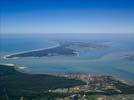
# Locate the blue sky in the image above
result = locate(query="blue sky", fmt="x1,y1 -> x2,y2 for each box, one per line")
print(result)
0,0 -> 134,34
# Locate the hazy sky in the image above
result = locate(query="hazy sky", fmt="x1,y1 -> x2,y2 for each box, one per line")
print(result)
0,0 -> 134,34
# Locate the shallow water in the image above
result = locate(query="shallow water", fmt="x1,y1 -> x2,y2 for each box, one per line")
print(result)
0,34 -> 134,82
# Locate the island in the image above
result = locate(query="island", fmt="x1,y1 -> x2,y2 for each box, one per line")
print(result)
123,52 -> 134,61
62,41 -> 110,51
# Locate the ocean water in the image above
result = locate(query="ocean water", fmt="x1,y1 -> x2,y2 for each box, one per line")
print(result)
0,33 -> 134,83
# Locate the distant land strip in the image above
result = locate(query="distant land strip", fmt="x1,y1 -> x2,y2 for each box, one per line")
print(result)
4,43 -> 79,58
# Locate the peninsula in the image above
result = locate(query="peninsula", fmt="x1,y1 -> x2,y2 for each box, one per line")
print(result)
4,41 -> 110,59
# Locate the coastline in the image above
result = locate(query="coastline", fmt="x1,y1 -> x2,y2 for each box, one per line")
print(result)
0,63 -> 133,86
3,43 -> 60,59
1,63 -> 134,99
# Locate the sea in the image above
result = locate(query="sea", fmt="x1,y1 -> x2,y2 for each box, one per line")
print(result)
0,33 -> 134,83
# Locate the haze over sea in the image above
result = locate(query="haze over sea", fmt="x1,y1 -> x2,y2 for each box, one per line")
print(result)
0,33 -> 134,83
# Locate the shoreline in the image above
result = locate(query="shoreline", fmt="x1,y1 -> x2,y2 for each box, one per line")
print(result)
2,63 -> 134,97
3,43 -> 60,59
0,63 -> 133,86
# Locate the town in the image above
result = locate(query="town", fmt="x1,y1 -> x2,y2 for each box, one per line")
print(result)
49,74 -> 134,100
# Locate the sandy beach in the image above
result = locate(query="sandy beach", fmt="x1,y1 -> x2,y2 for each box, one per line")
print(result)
3,43 -> 60,59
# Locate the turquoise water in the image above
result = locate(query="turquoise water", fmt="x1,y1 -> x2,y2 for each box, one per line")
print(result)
0,34 -> 134,82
